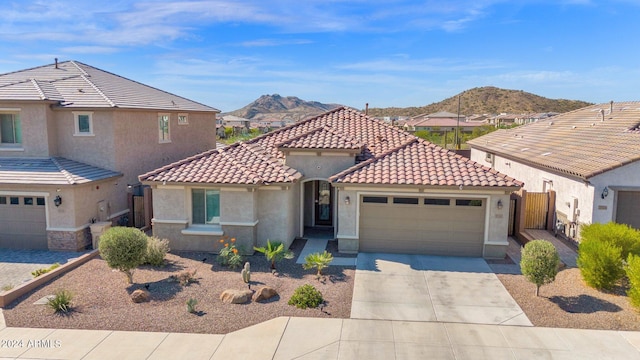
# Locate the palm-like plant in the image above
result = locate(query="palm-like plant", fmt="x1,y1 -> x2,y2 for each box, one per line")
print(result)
254,240 -> 294,270
303,251 -> 334,277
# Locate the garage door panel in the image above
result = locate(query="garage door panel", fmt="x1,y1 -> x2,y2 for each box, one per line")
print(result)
616,191 -> 640,230
0,196 -> 47,250
359,196 -> 485,257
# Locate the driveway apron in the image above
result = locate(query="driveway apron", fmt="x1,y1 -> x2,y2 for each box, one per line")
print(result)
351,253 -> 532,326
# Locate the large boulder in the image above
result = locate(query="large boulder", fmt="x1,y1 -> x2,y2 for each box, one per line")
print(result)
220,289 -> 253,304
131,289 -> 150,303
252,286 -> 278,302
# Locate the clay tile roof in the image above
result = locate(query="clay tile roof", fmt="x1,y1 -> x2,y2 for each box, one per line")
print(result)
467,101 -> 640,179
277,126 -> 363,150
141,106 -> 521,188
329,138 -> 522,187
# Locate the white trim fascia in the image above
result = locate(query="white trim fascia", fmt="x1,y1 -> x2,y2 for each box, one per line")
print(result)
0,190 -> 49,196
219,220 -> 259,226
0,107 -> 21,111
0,147 -> 25,152
158,185 -> 185,190
152,218 -> 189,225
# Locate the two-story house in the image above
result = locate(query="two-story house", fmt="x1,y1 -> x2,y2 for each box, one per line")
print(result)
0,60 -> 219,251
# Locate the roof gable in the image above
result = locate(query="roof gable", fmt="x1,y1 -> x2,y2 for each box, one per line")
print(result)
0,61 -> 219,112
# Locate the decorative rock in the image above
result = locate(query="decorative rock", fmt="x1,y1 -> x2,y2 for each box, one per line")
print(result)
220,289 -> 253,304
252,286 -> 278,302
131,289 -> 150,303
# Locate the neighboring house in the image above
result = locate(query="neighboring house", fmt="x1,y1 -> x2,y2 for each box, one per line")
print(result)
488,113 -> 522,127
405,117 -> 484,134
0,60 -> 219,250
468,101 -> 640,240
140,107 -> 521,258
221,115 -> 251,135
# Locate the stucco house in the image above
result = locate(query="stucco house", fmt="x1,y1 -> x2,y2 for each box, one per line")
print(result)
0,60 -> 219,250
140,107 -> 521,258
468,101 -> 640,240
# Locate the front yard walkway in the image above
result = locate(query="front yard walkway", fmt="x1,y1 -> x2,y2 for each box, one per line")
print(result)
296,238 -> 357,266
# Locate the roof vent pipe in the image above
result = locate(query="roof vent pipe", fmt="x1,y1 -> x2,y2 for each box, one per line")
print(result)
610,100 -> 614,113
365,103 -> 369,115
600,109 -> 605,122
54,58 -> 58,69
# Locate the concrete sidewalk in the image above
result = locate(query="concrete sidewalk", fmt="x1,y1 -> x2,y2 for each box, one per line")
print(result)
2,316 -> 640,359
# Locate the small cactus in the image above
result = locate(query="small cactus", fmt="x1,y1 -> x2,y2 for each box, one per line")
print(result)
186,298 -> 198,313
241,262 -> 251,283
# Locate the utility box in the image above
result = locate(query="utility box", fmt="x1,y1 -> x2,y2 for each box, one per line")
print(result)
90,222 -> 112,250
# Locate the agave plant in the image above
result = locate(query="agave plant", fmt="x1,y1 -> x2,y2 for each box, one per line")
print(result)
303,251 -> 334,277
254,240 -> 294,270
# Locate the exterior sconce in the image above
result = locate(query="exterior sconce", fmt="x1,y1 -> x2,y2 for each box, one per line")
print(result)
497,200 -> 503,210
601,187 -> 609,199
344,196 -> 351,205
54,195 -> 62,207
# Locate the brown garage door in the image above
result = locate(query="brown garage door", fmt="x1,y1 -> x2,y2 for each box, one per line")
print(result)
0,195 -> 47,249
359,196 -> 485,256
616,191 -> 640,230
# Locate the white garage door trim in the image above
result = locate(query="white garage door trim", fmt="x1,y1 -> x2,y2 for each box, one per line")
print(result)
355,191 -> 490,256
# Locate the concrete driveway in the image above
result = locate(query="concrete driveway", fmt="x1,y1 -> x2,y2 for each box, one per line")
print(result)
351,253 -> 532,326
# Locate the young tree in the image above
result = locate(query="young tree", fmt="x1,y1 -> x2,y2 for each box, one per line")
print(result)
254,240 -> 294,271
98,227 -> 148,284
520,240 -> 560,296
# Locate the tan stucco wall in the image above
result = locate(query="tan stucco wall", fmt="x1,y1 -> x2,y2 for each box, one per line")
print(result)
0,102 -> 52,157
55,110 -> 116,169
257,185 -> 299,248
284,152 -> 356,179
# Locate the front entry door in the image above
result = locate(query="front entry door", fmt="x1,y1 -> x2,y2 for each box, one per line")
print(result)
314,180 -> 333,226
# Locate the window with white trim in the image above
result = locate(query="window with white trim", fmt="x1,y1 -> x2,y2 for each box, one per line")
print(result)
0,112 -> 22,145
192,189 -> 220,224
73,112 -> 94,136
158,113 -> 170,142
178,113 -> 188,125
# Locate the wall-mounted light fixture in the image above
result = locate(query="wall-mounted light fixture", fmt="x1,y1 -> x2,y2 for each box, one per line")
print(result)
497,199 -> 503,210
601,186 -> 609,199
344,196 -> 351,205
54,195 -> 62,207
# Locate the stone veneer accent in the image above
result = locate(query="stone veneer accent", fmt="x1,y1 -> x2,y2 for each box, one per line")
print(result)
47,227 -> 91,251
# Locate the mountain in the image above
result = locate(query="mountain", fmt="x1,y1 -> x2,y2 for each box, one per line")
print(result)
365,87 -> 593,117
225,94 -> 343,121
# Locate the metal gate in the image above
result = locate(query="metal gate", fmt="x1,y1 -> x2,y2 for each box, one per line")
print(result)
525,192 -> 549,229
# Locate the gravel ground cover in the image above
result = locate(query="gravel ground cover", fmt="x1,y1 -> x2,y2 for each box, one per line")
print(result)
4,238 -> 640,333
3,239 -> 354,334
497,267 -> 640,331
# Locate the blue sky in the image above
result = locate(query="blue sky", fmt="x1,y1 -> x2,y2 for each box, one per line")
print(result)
0,1 -> 638,112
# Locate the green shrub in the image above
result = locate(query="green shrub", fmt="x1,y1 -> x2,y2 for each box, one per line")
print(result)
99,227 -> 148,284
254,240 -> 294,271
1,284 -> 14,292
580,222 -> 640,259
47,289 -> 73,314
31,263 -> 61,278
143,237 -> 170,266
288,284 -> 323,309
186,298 -> 198,314
302,251 -> 334,277
520,240 -> 559,296
626,254 -> 640,309
577,237 -> 624,290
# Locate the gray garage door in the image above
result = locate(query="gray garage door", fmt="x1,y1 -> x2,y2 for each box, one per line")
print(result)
0,195 -> 47,249
359,195 -> 485,256
616,191 -> 640,230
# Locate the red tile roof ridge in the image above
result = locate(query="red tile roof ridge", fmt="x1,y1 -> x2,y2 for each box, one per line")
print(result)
236,142 -> 303,183
275,124 -> 363,150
